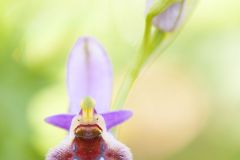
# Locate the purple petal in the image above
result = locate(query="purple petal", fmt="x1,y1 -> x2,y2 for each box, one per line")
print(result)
102,110 -> 133,130
67,37 -> 113,114
45,114 -> 74,130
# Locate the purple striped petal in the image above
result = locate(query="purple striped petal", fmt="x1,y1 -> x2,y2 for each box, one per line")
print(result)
102,110 -> 133,130
45,114 -> 74,130
67,37 -> 113,114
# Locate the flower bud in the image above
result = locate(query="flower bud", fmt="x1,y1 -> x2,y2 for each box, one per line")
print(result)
147,0 -> 186,32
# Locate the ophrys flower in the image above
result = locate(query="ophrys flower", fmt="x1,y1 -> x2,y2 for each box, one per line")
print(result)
45,37 -> 133,160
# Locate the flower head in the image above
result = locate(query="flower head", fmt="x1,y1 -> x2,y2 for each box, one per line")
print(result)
45,37 -> 132,131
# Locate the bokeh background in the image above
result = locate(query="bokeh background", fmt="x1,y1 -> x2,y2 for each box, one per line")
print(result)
0,0 -> 240,159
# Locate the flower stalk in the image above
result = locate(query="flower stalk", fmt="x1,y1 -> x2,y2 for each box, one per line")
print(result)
113,1 -> 173,109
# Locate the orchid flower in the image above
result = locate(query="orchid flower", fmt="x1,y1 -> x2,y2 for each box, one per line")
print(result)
45,37 -> 133,160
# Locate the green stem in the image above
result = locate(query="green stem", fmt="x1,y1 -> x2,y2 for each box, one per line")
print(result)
113,17 -> 153,109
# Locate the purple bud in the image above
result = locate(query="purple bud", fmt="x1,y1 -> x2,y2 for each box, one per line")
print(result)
148,0 -> 186,32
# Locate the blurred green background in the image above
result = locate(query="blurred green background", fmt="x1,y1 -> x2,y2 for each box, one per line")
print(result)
0,0 -> 240,159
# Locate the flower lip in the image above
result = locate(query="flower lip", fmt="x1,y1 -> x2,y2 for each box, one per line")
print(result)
74,124 -> 103,139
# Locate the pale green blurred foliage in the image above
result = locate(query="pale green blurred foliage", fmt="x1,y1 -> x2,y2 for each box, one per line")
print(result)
0,0 -> 240,160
